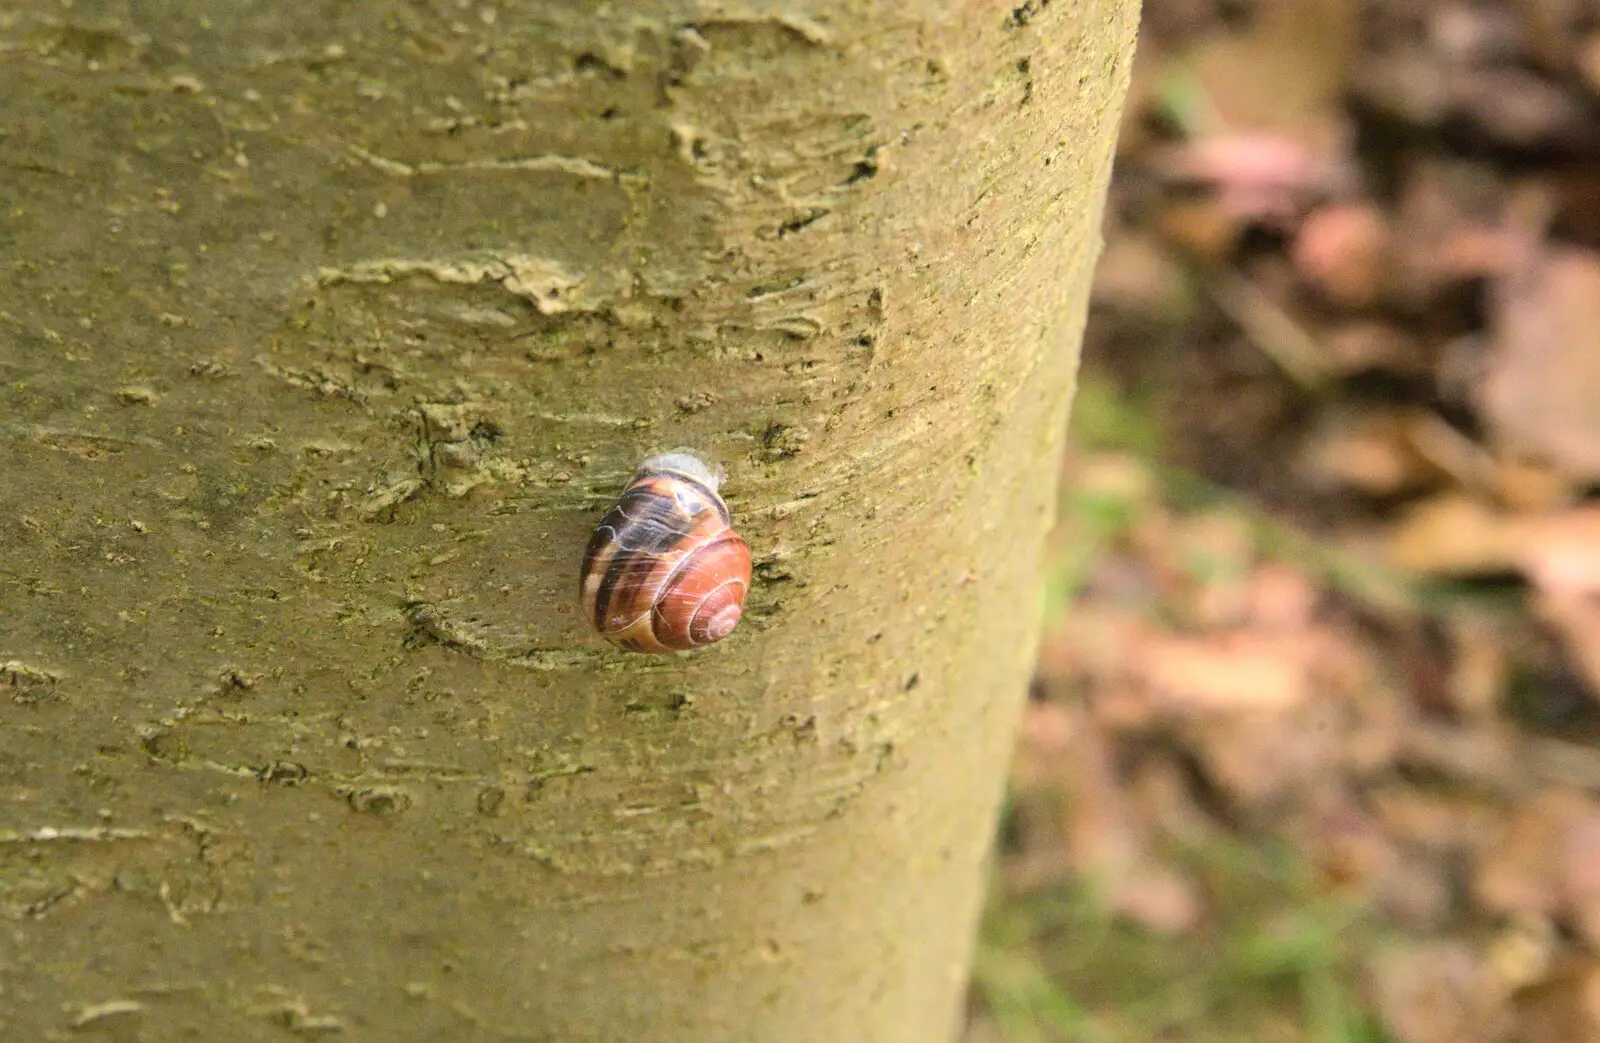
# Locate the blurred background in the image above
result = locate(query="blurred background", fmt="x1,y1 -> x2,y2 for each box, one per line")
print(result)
966,0 -> 1600,1040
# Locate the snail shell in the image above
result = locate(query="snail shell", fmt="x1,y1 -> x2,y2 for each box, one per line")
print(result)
580,452 -> 751,653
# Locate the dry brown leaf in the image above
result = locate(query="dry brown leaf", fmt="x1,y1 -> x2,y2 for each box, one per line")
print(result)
1372,787 -> 1504,857
1536,591 -> 1600,707
1184,700 -> 1344,812
1509,954 -> 1600,1043
1037,603 -> 1147,689
1182,513 -> 1264,627
1482,248 -> 1600,482
1474,787 -> 1594,920
1583,33 -> 1600,94
1061,712 -> 1143,880
1381,855 -> 1457,930
1373,940 -> 1511,1043
1106,862 -> 1203,936
1389,159 -> 1517,299
1508,508 -> 1600,597
1090,229 -> 1195,323
1404,411 -> 1499,492
1321,320 -> 1428,376
1090,681 -> 1162,733
1161,132 -> 1329,223
1448,66 -> 1593,150
1561,811 -> 1600,951
1447,617 -> 1512,719
1185,0 -> 1357,153
1429,3 -> 1527,65
1388,493 -> 1513,575
1154,197 -> 1249,264
1292,202 -> 1395,308
1305,790 -> 1400,893
1047,709 -> 1205,934
1493,456 -> 1578,514
1485,915 -> 1560,998
1142,633 -> 1312,713
1242,562 -> 1320,632
1354,49 -> 1454,128
1126,753 -> 1215,844
1301,409 -> 1439,496
1073,451 -> 1159,506
1012,700 -> 1079,792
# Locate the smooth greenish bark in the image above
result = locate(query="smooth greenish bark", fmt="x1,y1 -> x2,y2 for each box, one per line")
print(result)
0,1 -> 1137,1039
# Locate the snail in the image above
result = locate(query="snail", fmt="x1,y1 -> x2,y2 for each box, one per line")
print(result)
580,451 -> 751,653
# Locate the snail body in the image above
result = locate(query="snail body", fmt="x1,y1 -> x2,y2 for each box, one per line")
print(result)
580,452 -> 751,653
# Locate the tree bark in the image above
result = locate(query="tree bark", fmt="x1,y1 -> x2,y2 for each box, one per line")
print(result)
0,1 -> 1137,1039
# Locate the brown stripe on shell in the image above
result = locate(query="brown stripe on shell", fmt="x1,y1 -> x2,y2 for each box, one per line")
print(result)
586,481 -> 690,630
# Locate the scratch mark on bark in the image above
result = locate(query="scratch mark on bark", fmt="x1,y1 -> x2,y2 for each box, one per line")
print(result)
692,14 -> 833,47
10,426 -> 162,457
0,825 -> 154,844
314,256 -> 601,315
507,648 -> 611,671
530,410 -> 651,429
255,361 -> 368,405
403,600 -> 489,656
2,659 -> 62,702
249,994 -> 346,1036
158,879 -> 189,925
343,785 -> 414,815
373,760 -> 483,782
70,1000 -> 145,1029
357,478 -> 422,521
348,144 -> 622,182
524,822 -> 822,877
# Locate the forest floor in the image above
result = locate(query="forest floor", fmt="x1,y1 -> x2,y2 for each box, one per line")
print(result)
968,1 -> 1600,1040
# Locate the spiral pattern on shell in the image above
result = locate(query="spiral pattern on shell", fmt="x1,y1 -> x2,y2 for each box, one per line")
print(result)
579,454 -> 751,653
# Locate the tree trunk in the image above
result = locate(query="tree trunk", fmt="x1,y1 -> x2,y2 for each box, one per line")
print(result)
0,1 -> 1137,1039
